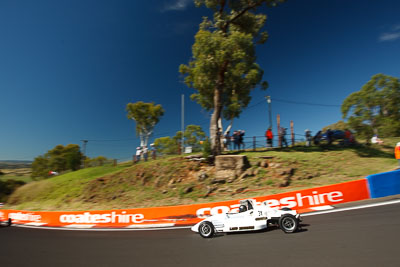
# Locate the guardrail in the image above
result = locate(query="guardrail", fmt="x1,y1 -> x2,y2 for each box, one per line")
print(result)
367,169 -> 400,198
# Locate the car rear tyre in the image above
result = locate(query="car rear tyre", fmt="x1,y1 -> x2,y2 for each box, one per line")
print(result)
279,214 -> 298,233
199,221 -> 215,238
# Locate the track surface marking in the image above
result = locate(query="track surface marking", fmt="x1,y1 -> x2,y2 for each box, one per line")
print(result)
1,202 -> 400,266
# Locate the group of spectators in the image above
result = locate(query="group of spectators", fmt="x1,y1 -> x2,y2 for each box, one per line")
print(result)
135,144 -> 156,162
265,128 -> 358,148
223,130 -> 245,151
265,127 -> 288,148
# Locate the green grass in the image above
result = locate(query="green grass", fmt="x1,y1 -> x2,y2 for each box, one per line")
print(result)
6,164 -> 131,211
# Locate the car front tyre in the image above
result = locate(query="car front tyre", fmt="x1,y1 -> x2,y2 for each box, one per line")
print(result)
198,221 -> 215,238
279,214 -> 298,233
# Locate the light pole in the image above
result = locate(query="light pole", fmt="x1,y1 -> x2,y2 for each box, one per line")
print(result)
181,94 -> 184,154
81,140 -> 88,168
266,96 -> 272,129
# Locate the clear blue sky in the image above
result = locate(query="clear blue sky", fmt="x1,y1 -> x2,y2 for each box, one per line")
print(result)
1,0 -> 399,161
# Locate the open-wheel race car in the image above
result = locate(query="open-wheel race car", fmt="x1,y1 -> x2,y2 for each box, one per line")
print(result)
0,210 -> 12,227
191,199 -> 301,238
0,218 -> 12,227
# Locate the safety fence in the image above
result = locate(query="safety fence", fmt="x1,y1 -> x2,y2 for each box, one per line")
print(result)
227,134 -> 307,151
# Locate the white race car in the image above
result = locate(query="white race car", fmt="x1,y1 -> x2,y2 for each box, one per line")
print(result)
192,199 -> 301,238
0,218 -> 12,227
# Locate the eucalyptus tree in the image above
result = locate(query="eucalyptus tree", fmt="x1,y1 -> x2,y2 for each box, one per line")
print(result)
341,73 -> 400,140
126,101 -> 164,147
180,0 -> 284,155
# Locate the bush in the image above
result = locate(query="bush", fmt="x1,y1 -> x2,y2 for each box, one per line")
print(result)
31,144 -> 83,179
202,137 -> 212,158
0,179 -> 26,202
85,156 -> 109,167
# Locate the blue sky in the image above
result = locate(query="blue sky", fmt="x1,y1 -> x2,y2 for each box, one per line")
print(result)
1,0 -> 399,161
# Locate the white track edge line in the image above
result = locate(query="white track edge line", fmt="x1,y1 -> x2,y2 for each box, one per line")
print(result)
302,199 -> 400,217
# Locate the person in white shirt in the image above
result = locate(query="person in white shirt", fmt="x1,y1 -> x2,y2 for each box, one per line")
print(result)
135,147 -> 142,162
371,135 -> 383,145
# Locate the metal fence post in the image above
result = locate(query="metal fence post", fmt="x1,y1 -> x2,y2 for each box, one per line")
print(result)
291,120 -> 295,146
277,114 -> 282,147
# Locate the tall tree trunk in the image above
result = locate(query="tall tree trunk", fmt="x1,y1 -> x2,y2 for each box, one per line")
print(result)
140,135 -> 145,147
210,61 -> 228,156
210,87 -> 223,156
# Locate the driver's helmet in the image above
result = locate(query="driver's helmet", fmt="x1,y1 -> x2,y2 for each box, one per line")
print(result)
239,205 -> 247,213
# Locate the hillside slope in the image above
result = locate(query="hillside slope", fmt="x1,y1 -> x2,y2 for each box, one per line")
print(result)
5,141 -> 399,211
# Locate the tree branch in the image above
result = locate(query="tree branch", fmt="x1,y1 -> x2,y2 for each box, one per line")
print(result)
219,0 -> 226,15
222,0 -> 263,32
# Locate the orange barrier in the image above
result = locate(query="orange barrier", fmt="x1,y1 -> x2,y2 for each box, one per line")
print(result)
0,179 -> 370,228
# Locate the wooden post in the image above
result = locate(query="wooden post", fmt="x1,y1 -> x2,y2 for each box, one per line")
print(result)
290,120 -> 295,146
113,159 -> 117,167
253,136 -> 256,151
277,114 -> 281,147
133,155 -> 137,164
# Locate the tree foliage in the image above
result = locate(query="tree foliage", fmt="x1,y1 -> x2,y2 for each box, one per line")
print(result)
154,125 -> 206,154
180,0 -> 284,155
184,124 -> 206,151
154,136 -> 179,155
31,144 -> 83,179
84,156 -> 109,167
322,120 -> 347,132
341,73 -> 400,140
126,101 -> 164,147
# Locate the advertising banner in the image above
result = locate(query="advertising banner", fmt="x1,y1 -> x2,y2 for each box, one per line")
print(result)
0,179 -> 370,228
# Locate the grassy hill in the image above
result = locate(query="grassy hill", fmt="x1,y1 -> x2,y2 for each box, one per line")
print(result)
4,138 -> 399,211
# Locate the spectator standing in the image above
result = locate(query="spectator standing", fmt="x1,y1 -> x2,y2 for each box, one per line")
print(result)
233,131 -> 240,150
280,128 -> 288,147
344,129 -> 351,145
135,147 -> 142,162
265,128 -> 273,148
305,129 -> 312,147
313,131 -> 322,145
239,130 -> 245,150
326,129 -> 333,145
230,134 -> 235,150
150,143 -> 156,160
143,146 -> 148,161
223,131 -> 231,151
395,142 -> 400,169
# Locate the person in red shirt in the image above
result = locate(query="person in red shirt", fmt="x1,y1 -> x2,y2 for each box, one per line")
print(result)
265,128 -> 273,148
395,142 -> 400,169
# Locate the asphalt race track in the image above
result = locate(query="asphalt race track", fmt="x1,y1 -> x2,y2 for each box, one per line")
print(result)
1,202 -> 400,267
